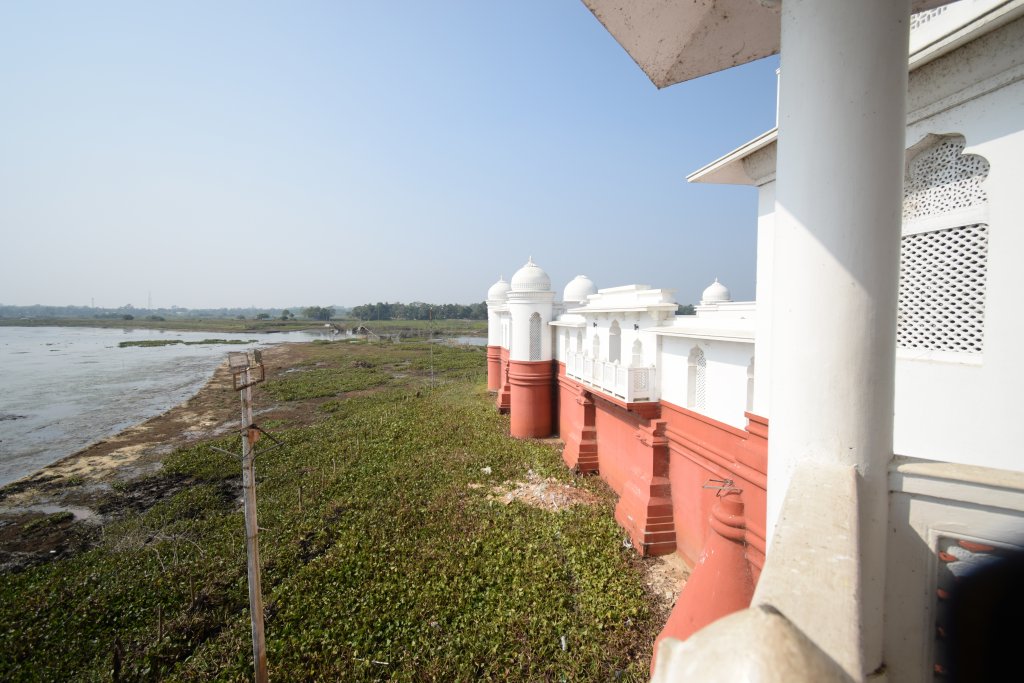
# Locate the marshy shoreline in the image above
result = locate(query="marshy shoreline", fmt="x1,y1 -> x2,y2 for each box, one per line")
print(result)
0,337 -> 678,681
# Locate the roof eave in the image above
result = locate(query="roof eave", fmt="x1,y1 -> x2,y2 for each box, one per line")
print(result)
688,127 -> 778,186
583,1 -> 957,89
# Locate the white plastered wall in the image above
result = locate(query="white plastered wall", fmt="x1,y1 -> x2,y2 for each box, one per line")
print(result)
583,312 -> 662,367
659,336 -> 753,429
487,307 -> 503,346
885,16 -> 1024,679
894,16 -> 1024,473
507,296 -> 553,362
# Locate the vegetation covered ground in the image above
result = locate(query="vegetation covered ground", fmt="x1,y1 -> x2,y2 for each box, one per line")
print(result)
0,340 -> 662,681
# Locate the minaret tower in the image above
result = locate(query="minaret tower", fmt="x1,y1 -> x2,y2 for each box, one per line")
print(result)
506,257 -> 555,438
485,276 -> 510,392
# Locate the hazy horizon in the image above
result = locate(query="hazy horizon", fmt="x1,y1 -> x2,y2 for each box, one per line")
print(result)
1,2 -> 777,310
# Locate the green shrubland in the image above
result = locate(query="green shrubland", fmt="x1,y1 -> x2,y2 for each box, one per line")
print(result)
0,342 -> 659,681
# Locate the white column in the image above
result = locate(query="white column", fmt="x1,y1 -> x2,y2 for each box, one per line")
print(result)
769,0 -> 910,677
487,305 -> 501,346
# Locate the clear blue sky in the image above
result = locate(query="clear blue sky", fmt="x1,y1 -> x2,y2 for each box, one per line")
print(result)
0,1 -> 778,309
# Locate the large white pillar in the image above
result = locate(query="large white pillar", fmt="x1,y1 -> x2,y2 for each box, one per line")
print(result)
769,0 -> 910,677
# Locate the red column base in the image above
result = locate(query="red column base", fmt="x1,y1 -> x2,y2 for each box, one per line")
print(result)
496,348 -> 511,413
614,421 -> 675,557
508,360 -> 554,438
486,345 -> 502,393
652,492 -> 753,676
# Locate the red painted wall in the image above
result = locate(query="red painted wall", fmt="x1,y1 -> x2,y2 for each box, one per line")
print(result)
660,400 -> 767,579
593,399 -> 643,496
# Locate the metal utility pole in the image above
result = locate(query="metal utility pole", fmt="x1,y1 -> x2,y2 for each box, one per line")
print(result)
228,351 -> 268,683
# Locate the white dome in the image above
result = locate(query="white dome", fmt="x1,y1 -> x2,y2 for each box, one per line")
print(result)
701,278 -> 732,304
563,275 -> 596,304
487,276 -> 510,301
510,257 -> 551,292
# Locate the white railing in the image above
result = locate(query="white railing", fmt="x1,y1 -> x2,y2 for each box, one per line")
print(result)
564,351 -> 657,403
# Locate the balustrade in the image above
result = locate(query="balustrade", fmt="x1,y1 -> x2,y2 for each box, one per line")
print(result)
564,351 -> 657,402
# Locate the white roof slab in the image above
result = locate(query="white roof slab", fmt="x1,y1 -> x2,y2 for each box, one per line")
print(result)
583,1 -> 956,88
649,316 -> 755,343
567,284 -> 678,315
686,2 -> 1024,188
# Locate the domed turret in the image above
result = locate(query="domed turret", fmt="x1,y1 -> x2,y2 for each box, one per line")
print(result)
510,257 -> 551,292
487,276 -> 511,302
563,275 -> 597,304
701,278 -> 732,304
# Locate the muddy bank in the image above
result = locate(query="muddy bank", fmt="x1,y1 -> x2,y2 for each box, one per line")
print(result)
0,343 -> 320,573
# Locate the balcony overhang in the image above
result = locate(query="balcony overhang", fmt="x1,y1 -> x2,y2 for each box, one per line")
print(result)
582,0 -> 955,88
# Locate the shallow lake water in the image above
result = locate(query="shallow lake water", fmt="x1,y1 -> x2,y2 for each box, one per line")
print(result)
0,326 -> 333,486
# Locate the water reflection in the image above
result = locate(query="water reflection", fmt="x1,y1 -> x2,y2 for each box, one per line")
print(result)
0,326 -> 334,486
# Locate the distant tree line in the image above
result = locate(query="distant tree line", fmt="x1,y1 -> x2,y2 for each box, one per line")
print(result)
350,301 -> 487,321
0,303 -> 350,320
301,306 -> 335,321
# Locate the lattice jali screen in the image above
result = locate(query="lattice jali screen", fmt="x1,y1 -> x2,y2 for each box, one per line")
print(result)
897,224 -> 988,354
695,349 -> 707,410
903,137 -> 989,222
529,313 -> 541,361
910,5 -> 950,31
634,369 -> 649,392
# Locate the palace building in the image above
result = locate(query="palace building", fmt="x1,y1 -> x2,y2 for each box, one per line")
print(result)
489,2 -> 1024,680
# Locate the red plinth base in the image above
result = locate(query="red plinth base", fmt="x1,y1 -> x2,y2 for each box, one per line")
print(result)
486,345 -> 502,393
563,424 -> 599,473
496,348 -> 511,413
508,360 -> 554,438
560,384 -> 599,473
653,492 -> 753,674
614,420 -> 676,556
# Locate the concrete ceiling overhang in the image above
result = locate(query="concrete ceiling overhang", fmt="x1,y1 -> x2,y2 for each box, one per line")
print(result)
582,0 -> 957,88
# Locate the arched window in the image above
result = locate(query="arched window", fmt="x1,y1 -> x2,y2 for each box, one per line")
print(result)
746,356 -> 755,413
609,321 -> 622,363
576,329 -> 583,354
592,332 -> 600,361
687,346 -> 706,411
631,339 -> 643,367
529,313 -> 541,361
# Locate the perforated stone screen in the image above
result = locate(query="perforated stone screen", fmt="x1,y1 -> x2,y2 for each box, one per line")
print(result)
695,351 -> 706,410
903,137 -> 988,222
897,224 -> 988,354
529,313 -> 541,361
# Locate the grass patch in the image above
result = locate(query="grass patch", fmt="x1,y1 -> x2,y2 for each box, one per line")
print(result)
22,511 -> 74,532
0,341 -> 659,681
